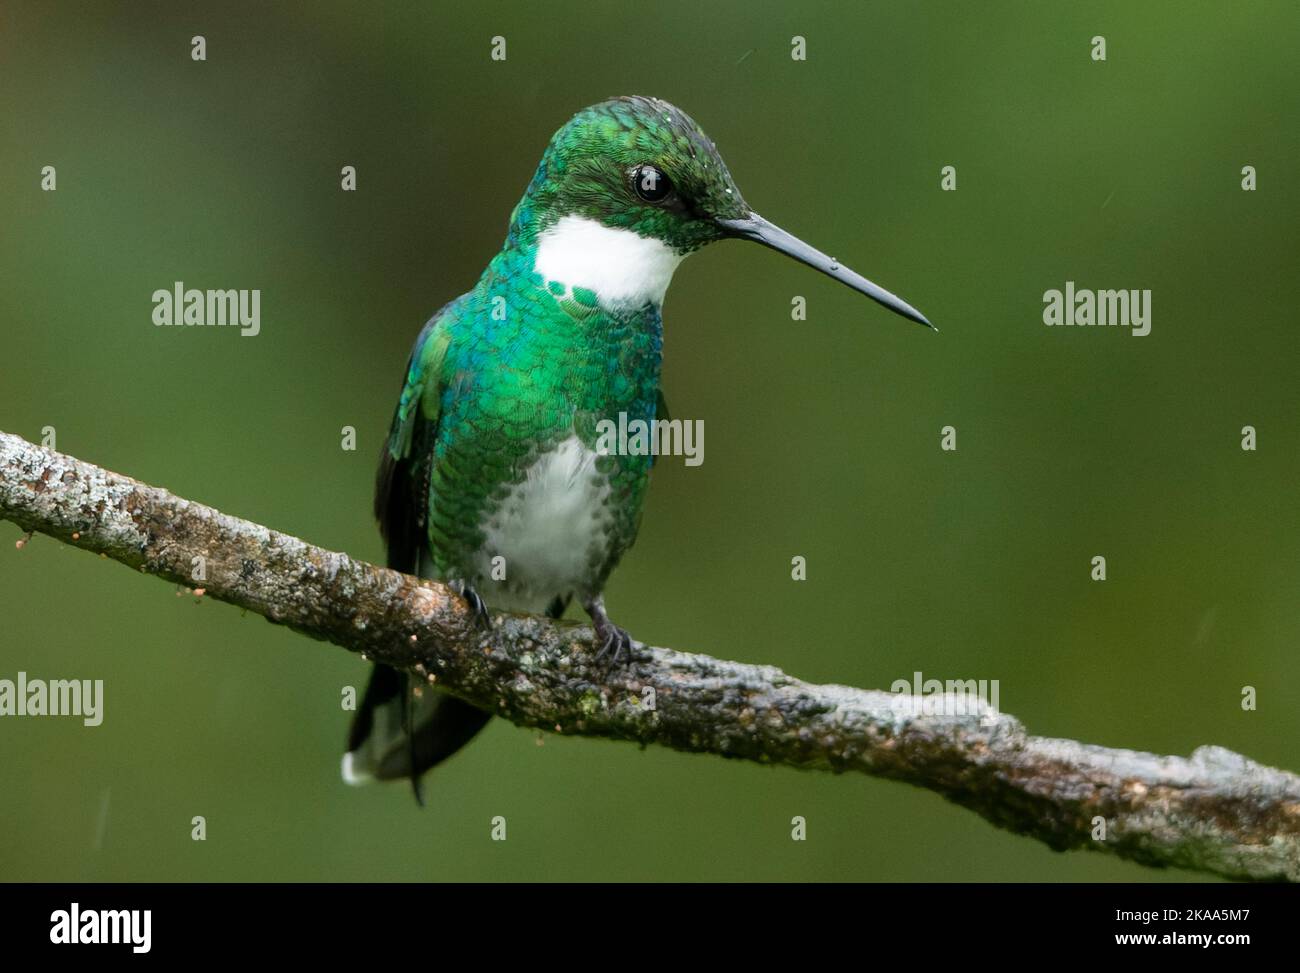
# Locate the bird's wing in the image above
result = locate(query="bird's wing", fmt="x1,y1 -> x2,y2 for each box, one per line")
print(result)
348,301 -> 466,784
374,304 -> 456,573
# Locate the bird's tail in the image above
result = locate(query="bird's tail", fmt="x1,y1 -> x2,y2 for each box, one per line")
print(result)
341,666 -> 491,790
341,593 -> 570,796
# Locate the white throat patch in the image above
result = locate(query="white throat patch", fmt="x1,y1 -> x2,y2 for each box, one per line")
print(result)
534,215 -> 683,310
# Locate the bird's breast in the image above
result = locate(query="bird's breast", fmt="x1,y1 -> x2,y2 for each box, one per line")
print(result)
470,434 -> 615,611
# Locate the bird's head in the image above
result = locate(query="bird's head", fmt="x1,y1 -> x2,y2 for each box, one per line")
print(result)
510,95 -> 931,327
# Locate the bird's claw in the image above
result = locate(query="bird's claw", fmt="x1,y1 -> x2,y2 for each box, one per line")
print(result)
450,580 -> 492,630
593,621 -> 634,668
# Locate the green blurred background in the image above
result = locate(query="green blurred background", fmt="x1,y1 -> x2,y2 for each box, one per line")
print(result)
2,1 -> 1297,882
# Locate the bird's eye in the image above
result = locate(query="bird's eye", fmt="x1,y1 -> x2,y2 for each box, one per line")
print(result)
632,164 -> 673,203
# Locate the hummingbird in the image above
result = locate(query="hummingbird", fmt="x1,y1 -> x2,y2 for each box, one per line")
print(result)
343,95 -> 932,794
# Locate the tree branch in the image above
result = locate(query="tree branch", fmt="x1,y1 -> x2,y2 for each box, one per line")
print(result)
1,429 -> 1296,882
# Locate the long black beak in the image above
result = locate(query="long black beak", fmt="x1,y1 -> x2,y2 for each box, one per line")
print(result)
717,213 -> 934,330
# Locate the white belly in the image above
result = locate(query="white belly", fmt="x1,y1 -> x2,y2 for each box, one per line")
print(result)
472,435 -> 613,613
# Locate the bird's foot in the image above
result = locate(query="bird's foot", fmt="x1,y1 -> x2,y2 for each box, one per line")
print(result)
594,621 -> 633,666
583,595 -> 635,668
449,580 -> 491,630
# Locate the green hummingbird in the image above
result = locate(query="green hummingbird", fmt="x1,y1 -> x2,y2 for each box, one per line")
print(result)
343,95 -> 932,793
